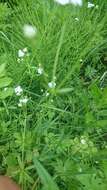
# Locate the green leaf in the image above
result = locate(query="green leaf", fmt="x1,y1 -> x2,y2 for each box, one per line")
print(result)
0,63 -> 6,77
90,83 -> 101,100
33,157 -> 59,190
0,87 -> 13,99
85,112 -> 95,124
96,120 -> 107,127
77,173 -> 107,190
0,77 -> 12,88
57,87 -> 74,94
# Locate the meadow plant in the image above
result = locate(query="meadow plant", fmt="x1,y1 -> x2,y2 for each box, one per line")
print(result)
0,0 -> 107,189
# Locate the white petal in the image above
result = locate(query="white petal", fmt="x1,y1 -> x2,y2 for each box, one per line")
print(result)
23,47 -> 28,53
18,50 -> 25,58
88,2 -> 95,8
37,67 -> 43,75
81,139 -> 86,144
48,81 -> 56,89
75,17 -> 79,21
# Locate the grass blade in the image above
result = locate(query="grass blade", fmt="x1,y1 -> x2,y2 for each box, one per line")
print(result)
33,157 -> 59,190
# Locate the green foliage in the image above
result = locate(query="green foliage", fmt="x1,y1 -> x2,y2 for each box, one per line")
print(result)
0,3 -> 11,30
0,0 -> 107,190
0,63 -> 13,99
33,158 -> 59,190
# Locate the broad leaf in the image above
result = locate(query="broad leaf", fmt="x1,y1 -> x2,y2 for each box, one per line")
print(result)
0,87 -> 13,99
0,77 -> 12,88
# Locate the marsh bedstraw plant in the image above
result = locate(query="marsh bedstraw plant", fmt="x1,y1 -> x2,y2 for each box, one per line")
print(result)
0,0 -> 107,189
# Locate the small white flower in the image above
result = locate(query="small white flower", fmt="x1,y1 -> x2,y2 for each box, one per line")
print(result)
75,17 -> 79,21
55,0 -> 82,6
81,139 -> 86,145
88,2 -> 95,8
18,49 -> 25,58
23,24 -> 37,38
37,67 -> 43,75
48,81 -> 56,89
17,58 -> 24,63
18,48 -> 29,60
18,97 -> 28,107
15,86 -> 23,96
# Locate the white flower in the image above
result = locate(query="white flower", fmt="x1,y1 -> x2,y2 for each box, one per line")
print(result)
23,24 -> 37,38
18,97 -> 28,107
88,2 -> 95,8
18,49 -> 25,58
55,0 -> 82,6
81,139 -> 86,145
55,0 -> 70,5
37,67 -> 43,75
71,0 -> 82,6
48,81 -> 56,89
18,48 -> 29,60
15,86 -> 23,96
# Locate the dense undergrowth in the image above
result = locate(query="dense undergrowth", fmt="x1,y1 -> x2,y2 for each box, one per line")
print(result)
0,0 -> 107,189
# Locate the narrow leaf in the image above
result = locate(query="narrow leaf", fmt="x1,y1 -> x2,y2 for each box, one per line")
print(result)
33,157 -> 59,190
0,63 -> 6,77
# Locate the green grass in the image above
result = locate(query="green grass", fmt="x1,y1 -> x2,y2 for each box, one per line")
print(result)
0,0 -> 107,189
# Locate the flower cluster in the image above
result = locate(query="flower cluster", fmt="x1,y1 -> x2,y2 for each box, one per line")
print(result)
18,97 -> 29,107
15,86 -> 23,96
18,47 -> 29,62
37,65 -> 44,75
14,86 -> 29,107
